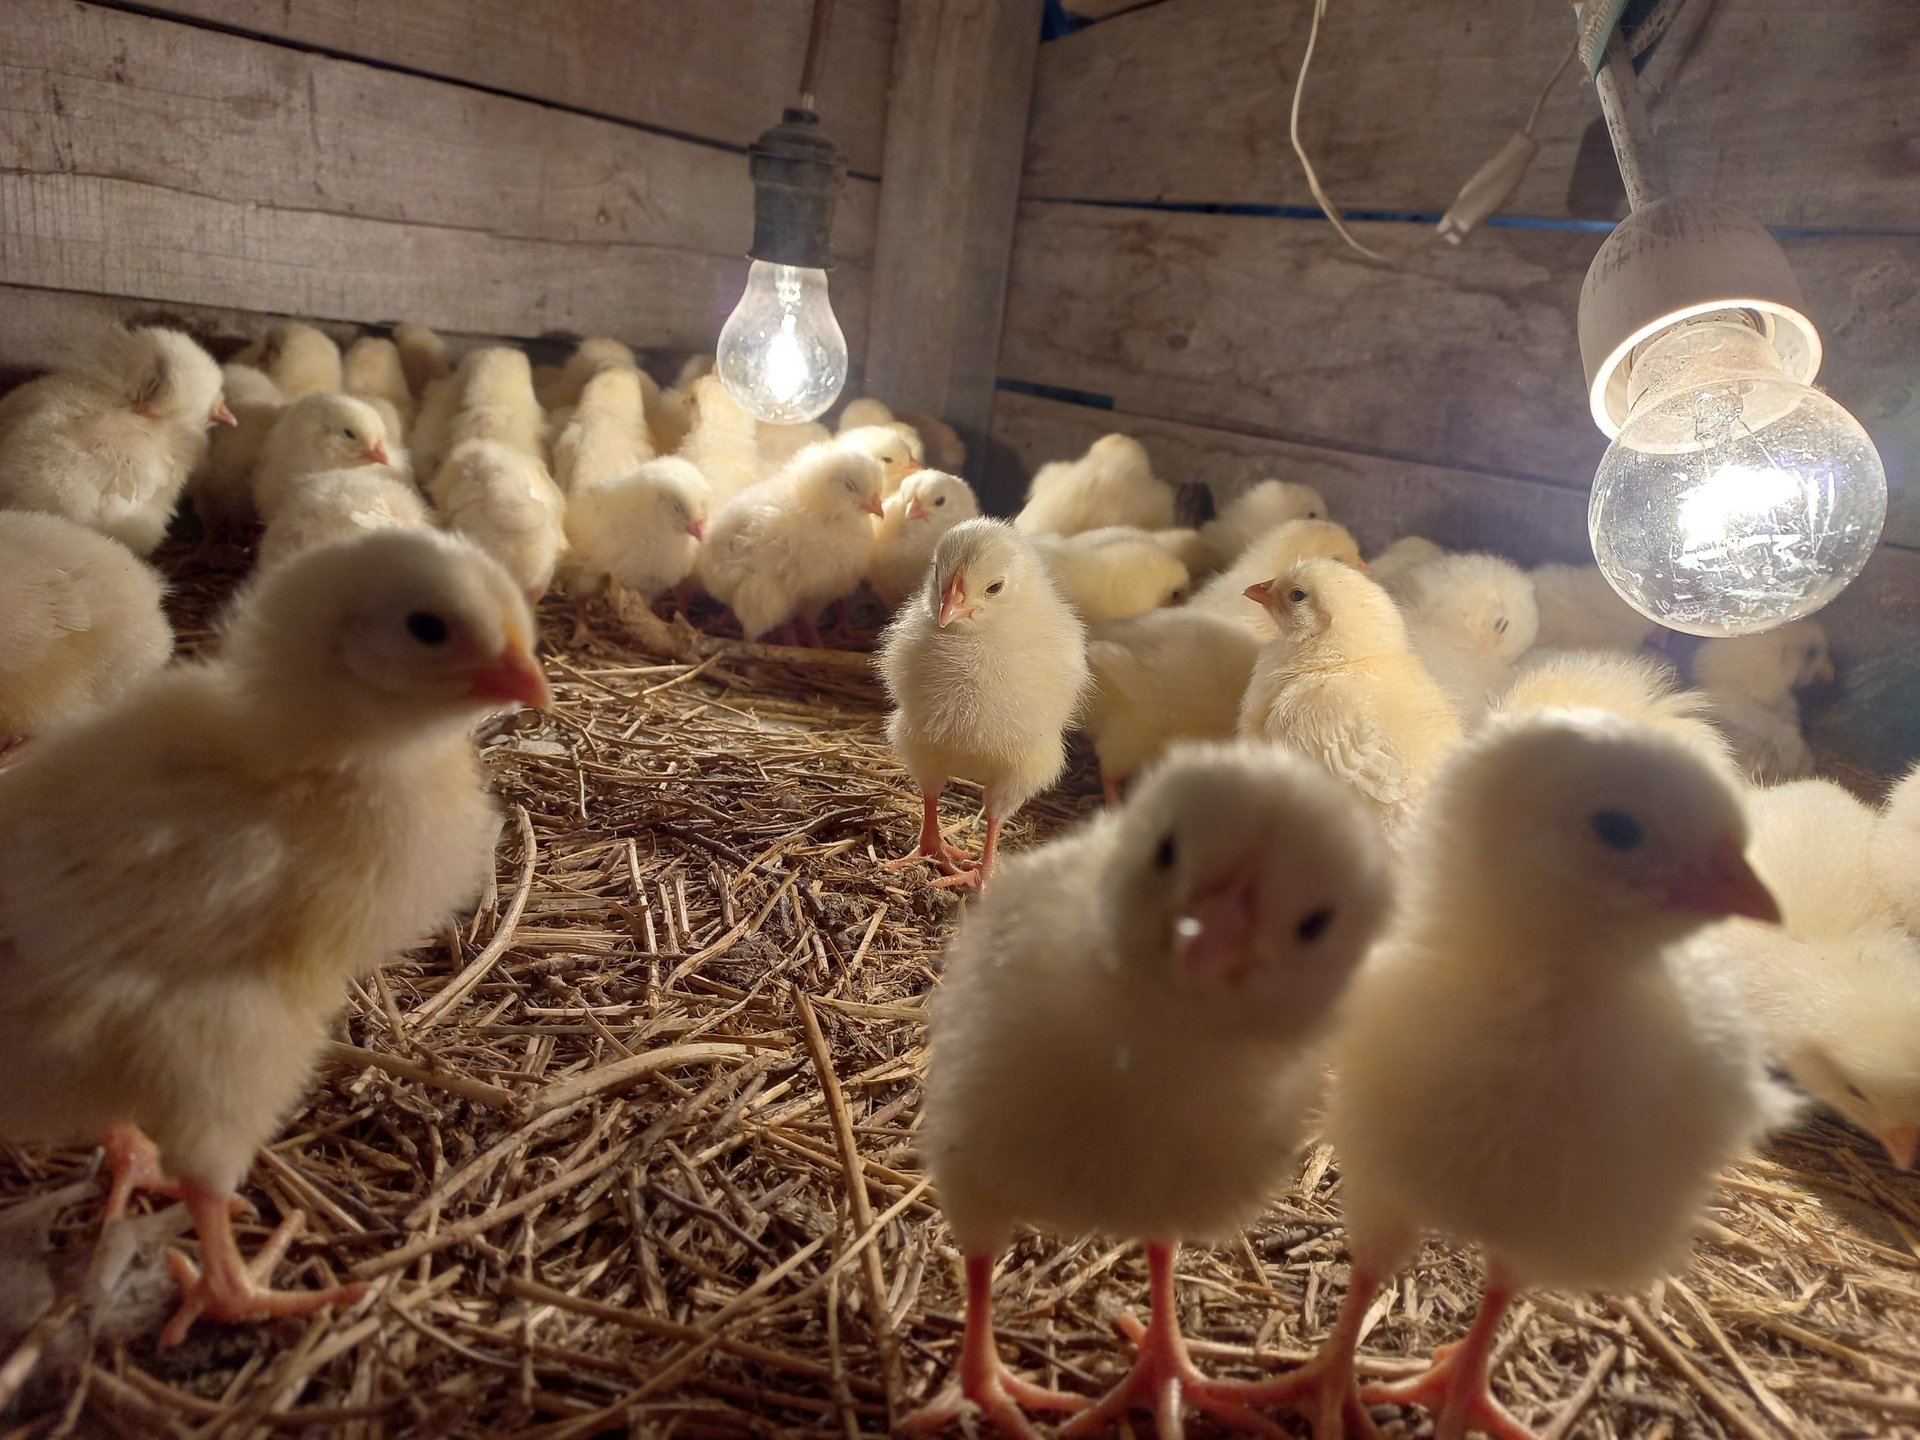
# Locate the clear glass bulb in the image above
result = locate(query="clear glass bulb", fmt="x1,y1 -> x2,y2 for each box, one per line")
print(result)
715,260 -> 847,423
1589,318 -> 1887,637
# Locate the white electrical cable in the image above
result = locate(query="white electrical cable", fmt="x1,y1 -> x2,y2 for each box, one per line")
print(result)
1289,0 -> 1387,261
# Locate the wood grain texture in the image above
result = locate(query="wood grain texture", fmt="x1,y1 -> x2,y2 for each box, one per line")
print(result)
863,0 -> 1045,483
1022,0 -> 1920,231
993,391 -> 1920,784
997,205 -> 1920,546
138,0 -> 898,177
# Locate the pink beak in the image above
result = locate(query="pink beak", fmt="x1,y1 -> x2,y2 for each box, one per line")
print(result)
1878,1122 -> 1918,1171
687,518 -> 707,541
906,496 -> 931,522
1243,580 -> 1274,606
469,644 -> 552,710
1354,558 -> 1372,574
1175,864 -> 1262,986
209,399 -> 238,427
363,440 -> 392,466
860,494 -> 885,518
1665,836 -> 1781,924
938,571 -> 968,628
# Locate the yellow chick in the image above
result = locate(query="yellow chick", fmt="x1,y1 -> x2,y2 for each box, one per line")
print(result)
1034,527 -> 1191,625
0,511 -> 173,744
342,336 -> 416,435
838,396 -> 896,432
188,362 -> 286,539
1494,649 -> 1727,761
1194,478 -> 1328,571
391,322 -> 450,403
756,420 -> 833,478
1238,558 -> 1463,838
643,354 -> 710,455
235,322 -> 342,398
0,326 -> 234,555
870,469 -> 981,609
0,529 -> 548,1343
1083,608 -> 1262,800
561,456 -> 711,600
433,439 -> 568,603
897,411 -> 967,473
551,366 -> 656,495
906,742 -> 1390,1437
252,394 -> 395,520
675,375 -> 764,506
878,519 -> 1087,888
536,336 -> 639,412
837,423 -> 925,498
258,471 -> 432,572
1189,518 -> 1366,638
1746,777 -> 1896,951
1149,527 -> 1217,578
698,444 -> 884,642
1014,434 -> 1173,536
444,347 -> 545,464
1367,535 -> 1444,590
1876,765 -> 1920,933
1392,552 -> 1540,722
1691,620 -> 1833,783
1530,562 -> 1656,653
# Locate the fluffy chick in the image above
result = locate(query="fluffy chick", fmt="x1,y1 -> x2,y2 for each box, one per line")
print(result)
1876,766 -> 1920,934
837,423 -> 924,498
1195,479 -> 1328,571
1014,434 -> 1173,537
1745,777 -> 1895,948
392,323 -> 450,402
756,421 -> 832,478
537,337 -> 638,412
551,367 -> 656,495
0,511 -> 173,742
1367,535 -> 1444,590
0,529 -> 548,1342
1692,620 -> 1833,782
907,742 -> 1391,1438
1530,562 -> 1656,653
1189,519 -> 1366,639
838,396 -> 896,431
235,322 -> 342,398
342,337 -> 415,434
897,410 -> 967,473
444,347 -> 545,464
1494,650 -> 1727,761
676,375 -> 764,506
252,394 -> 394,520
1035,528 -> 1191,624
258,472 -> 431,572
1084,608 -> 1262,798
434,440 -> 568,602
188,363 -> 286,538
1394,553 -> 1540,722
1150,527 -> 1217,578
561,457 -> 710,599
878,520 -> 1087,887
870,470 -> 981,609
0,326 -> 233,555
1238,558 -> 1462,838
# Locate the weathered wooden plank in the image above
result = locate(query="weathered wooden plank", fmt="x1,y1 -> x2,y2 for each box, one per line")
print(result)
0,171 -> 869,355
992,391 -> 1920,785
2,0 -> 876,264
1023,0 -> 1920,231
998,204 -> 1920,546
864,0 -> 1045,484
140,0 -> 898,177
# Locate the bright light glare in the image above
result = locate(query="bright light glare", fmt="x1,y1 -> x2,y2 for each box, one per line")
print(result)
716,260 -> 847,423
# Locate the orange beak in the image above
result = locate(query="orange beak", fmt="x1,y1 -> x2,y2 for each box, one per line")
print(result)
470,643 -> 552,710
1665,836 -> 1781,924
906,496 -> 931,522
1811,654 -> 1837,685
687,518 -> 707,541
210,399 -> 238,427
1877,1122 -> 1918,1171
938,570 -> 969,628
1243,580 -> 1274,606
363,440 -> 392,466
860,494 -> 885,518
1354,558 -> 1372,574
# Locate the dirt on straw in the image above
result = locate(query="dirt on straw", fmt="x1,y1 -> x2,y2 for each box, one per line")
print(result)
1,544 -> 1918,1440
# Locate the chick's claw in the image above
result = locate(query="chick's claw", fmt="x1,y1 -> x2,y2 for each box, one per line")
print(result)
1058,1309 -> 1290,1440
900,1361 -> 1086,1440
100,1122 -> 183,1221
1359,1339 -> 1537,1440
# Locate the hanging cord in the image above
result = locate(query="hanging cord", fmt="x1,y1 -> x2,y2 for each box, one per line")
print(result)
797,0 -> 837,111
1289,0 -> 1388,260
1525,40 -> 1578,137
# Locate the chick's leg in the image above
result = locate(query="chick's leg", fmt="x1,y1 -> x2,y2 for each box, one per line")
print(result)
1059,1243 -> 1292,1439
901,1252 -> 1087,1439
1209,1260 -> 1386,1440
160,1178 -> 366,1348
930,812 -> 1003,891
100,1123 -> 183,1221
1359,1269 -> 1534,1440
885,790 -> 979,875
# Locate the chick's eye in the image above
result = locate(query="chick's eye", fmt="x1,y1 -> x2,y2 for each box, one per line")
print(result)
406,611 -> 451,646
1493,617 -> 1509,634
1591,810 -> 1643,851
1307,509 -> 1321,519
934,496 -> 946,506
985,580 -> 1005,596
1297,907 -> 1335,942
1288,587 -> 1309,604
341,427 -> 357,439
1154,835 -> 1176,870
1846,1083 -> 1868,1102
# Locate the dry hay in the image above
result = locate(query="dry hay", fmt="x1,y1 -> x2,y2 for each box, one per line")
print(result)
1,544 -> 1918,1440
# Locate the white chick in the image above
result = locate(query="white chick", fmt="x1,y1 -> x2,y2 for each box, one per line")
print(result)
0,326 -> 234,555
1875,766 -> 1920,934
1692,620 -> 1833,782
1189,519 -> 1366,639
0,529 -> 548,1343
757,420 -> 832,477
838,396 -> 896,432
537,337 -> 639,412
250,322 -> 342,397
870,469 -> 980,609
898,410 -> 967,474
342,336 -> 416,433
1394,553 -> 1540,722
1238,558 -> 1463,838
551,366 -> 656,495
434,440 -> 568,602
1367,535 -> 1444,590
1033,528 -> 1191,624
698,445 -> 884,642
443,346 -> 545,464
561,457 -> 711,599
257,471 -> 432,571
1194,479 -> 1328,571
1083,608 -> 1262,799
1745,777 -> 1894,946
837,423 -> 925,498
878,520 -> 1087,888
0,511 -> 173,743
1149,527 -> 1216,578
392,322 -> 451,402
1254,713 -> 1785,1440
907,742 -> 1391,1437
675,375 -> 764,506
1014,434 -> 1173,537
644,355 -> 709,455
1494,649 -> 1727,761
188,362 -> 286,539
1530,562 -> 1656,653
251,394 -> 394,520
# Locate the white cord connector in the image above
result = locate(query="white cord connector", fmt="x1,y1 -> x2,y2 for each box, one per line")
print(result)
1436,132 -> 1540,245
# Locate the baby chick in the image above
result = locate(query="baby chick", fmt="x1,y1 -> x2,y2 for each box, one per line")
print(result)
444,347 -> 545,463
1530,562 -> 1656,653
1014,434 -> 1174,537
1195,479 -> 1328,571
551,366 -> 656,495
434,440 -> 569,602
897,411 -> 967,474
676,375 -> 764,506
1255,713 -> 1785,1439
878,520 -> 1087,887
1150,527 -> 1217,578
1190,519 -> 1366,638
188,363 -> 286,539
0,326 -> 234,555
1876,766 -> 1920,933
342,336 -> 416,434
237,322 -> 343,398
1238,558 -> 1462,837
756,420 -> 832,477
392,322 -> 451,402
837,423 -> 924,498
1034,528 -> 1191,624
839,396 -> 896,432
1494,650 -> 1727,761
907,742 -> 1391,1439
1367,535 -> 1444,590
0,511 -> 173,743
1084,608 -> 1262,800
537,337 -> 639,412
1393,553 -> 1540,722
561,457 -> 711,599
258,471 -> 432,572
252,394 -> 395,520
870,470 -> 981,609
1692,620 -> 1833,783
0,529 -> 548,1343
698,444 -> 884,643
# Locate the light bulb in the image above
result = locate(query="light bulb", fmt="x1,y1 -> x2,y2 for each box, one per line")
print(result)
1588,317 -> 1886,637
716,260 -> 847,424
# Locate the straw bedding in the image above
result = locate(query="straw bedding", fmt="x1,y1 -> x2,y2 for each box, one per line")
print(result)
1,545 -> 1917,1440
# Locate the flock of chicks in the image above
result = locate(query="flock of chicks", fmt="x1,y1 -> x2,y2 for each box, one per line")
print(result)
0,318 -> 1913,1440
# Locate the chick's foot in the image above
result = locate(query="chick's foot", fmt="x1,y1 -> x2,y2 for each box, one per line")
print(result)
885,792 -> 981,876
1359,1282 -> 1535,1440
100,1122 -> 183,1221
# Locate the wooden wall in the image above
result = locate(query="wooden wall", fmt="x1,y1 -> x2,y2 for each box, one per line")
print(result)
989,0 -> 1920,783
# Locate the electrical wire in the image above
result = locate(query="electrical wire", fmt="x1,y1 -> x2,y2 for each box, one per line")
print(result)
1525,39 -> 1579,137
1288,0 -> 1388,262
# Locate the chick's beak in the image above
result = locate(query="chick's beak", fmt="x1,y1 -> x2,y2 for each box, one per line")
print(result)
860,494 -> 886,518
1665,836 -> 1781,924
1812,654 -> 1838,685
1175,863 -> 1262,986
209,399 -> 238,427
469,643 -> 552,711
1878,1122 -> 1918,1171
906,496 -> 931,522
687,518 -> 707,541
937,571 -> 968,628
1243,580 -> 1274,606
363,440 -> 392,466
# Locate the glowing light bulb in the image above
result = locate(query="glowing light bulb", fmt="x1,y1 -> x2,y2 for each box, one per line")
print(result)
716,260 -> 847,423
1588,317 -> 1886,637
